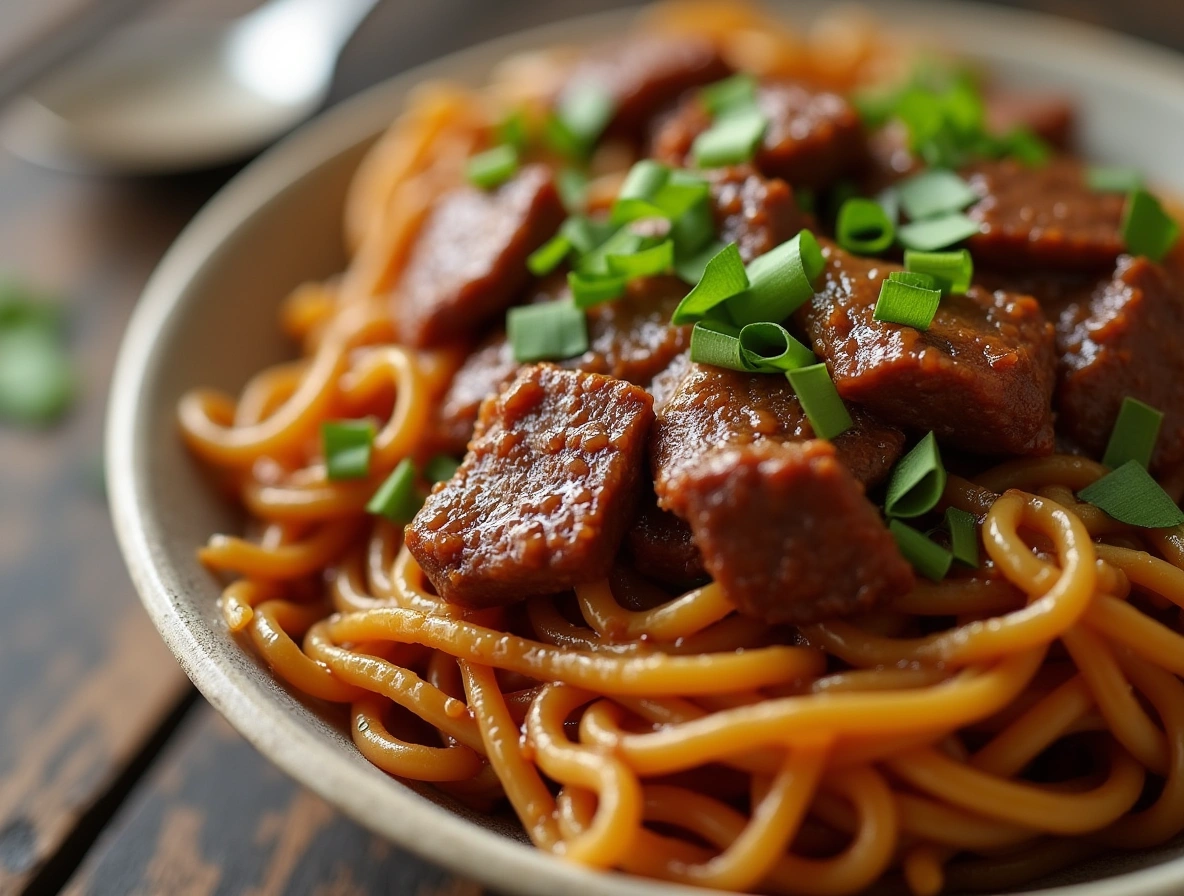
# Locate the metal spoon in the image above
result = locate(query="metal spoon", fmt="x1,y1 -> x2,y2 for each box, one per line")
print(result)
0,0 -> 380,174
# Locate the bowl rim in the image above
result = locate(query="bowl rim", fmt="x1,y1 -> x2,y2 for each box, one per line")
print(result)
107,3 -> 1184,894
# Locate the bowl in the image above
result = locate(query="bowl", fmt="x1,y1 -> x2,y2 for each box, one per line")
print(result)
106,3 -> 1184,894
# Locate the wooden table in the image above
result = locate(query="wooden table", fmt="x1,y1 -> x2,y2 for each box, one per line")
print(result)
0,1 -> 1178,894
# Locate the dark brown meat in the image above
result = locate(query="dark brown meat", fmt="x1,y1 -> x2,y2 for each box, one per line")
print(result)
651,359 -> 905,512
431,331 -> 520,456
406,365 -> 653,608
626,496 -> 708,589
706,166 -> 811,263
672,440 -> 914,624
984,89 -> 1076,151
558,35 -> 730,139
796,243 -> 1057,456
964,158 -> 1125,272
393,165 -> 564,347
1055,254 -> 1184,474
652,82 -> 865,189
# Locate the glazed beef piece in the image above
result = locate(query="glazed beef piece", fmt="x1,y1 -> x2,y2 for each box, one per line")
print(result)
706,166 -> 811,263
984,89 -> 1076,151
557,36 -> 730,139
672,440 -> 914,625
407,365 -> 653,608
431,330 -> 520,456
964,158 -> 1125,272
626,496 -> 708,589
1055,254 -> 1184,474
653,82 -> 865,189
393,165 -> 564,347
651,359 -> 906,511
796,243 -> 1057,456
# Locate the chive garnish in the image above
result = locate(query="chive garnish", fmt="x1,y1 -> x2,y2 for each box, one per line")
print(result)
322,420 -> 376,481
1087,166 -> 1143,194
568,271 -> 627,308
904,248 -> 973,293
1103,397 -> 1164,470
465,145 -> 519,190
873,277 -> 942,330
890,520 -> 954,581
945,507 -> 979,568
787,363 -> 852,440
507,301 -> 588,362
884,432 -> 947,519
671,243 -> 749,324
1078,461 -> 1184,529
897,169 -> 978,221
727,230 -> 824,326
367,458 -> 424,523
424,454 -> 462,483
897,212 -> 980,251
691,105 -> 768,168
1121,189 -> 1180,262
836,198 -> 896,255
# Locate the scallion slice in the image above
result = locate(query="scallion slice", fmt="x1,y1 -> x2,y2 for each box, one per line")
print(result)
836,198 -> 895,255
1078,460 -> 1184,529
560,216 -> 613,255
945,507 -> 979,568
322,420 -> 375,481
903,248 -> 973,293
496,111 -> 528,151
738,322 -> 815,372
576,227 -> 644,276
727,230 -> 824,326
884,432 -> 947,518
465,144 -> 519,190
527,234 -> 572,276
367,458 -> 423,523
0,327 -> 73,425
1103,397 -> 1164,470
674,239 -> 727,285
998,128 -> 1051,167
1087,166 -> 1143,194
671,243 -> 749,324
607,240 -> 674,278
552,82 -> 615,156
873,278 -> 942,330
787,363 -> 852,440
890,520 -> 954,581
569,271 -> 627,308
425,454 -> 461,483
887,271 -> 938,289
700,74 -> 757,115
897,212 -> 980,251
897,169 -> 978,220
1122,188 -> 1180,262
507,300 -> 588,362
689,319 -> 745,371
557,168 -> 589,213
691,105 -> 768,168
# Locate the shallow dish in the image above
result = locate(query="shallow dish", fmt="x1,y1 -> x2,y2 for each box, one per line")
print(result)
107,3 -> 1184,893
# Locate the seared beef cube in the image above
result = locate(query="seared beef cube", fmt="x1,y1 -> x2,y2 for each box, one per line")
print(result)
626,496 -> 707,589
1055,255 -> 1184,474
672,440 -> 914,625
964,158 -> 1125,271
796,243 -> 1057,455
706,167 -> 811,263
431,331 -> 520,456
558,36 -> 730,139
652,82 -> 865,189
393,165 -> 564,346
984,89 -> 1076,151
406,366 -> 653,607
651,359 -> 905,510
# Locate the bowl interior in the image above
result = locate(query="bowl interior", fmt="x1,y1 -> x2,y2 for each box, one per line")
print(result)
108,3 -> 1184,895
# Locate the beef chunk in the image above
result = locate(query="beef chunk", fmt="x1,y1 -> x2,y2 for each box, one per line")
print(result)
393,165 -> 564,346
431,331 -> 520,456
706,166 -> 811,263
672,440 -> 914,625
651,359 -> 905,511
964,158 -> 1125,271
558,36 -> 730,139
653,82 -> 865,190
796,243 -> 1057,456
984,89 -> 1076,151
626,496 -> 708,590
1055,255 -> 1184,474
407,366 -> 653,607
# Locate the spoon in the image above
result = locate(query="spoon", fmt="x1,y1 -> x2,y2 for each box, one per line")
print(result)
0,0 -> 380,175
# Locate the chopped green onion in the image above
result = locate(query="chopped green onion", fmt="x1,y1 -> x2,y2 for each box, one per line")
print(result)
897,212 -> 980,251
700,74 -> 757,115
607,240 -> 674,278
527,234 -> 572,276
1122,188 -> 1180,262
557,168 -> 589,213
836,198 -> 895,255
996,128 -> 1051,166
611,173 -> 707,227
560,216 -> 612,255
466,144 -> 519,190
689,319 -> 745,371
1078,460 -> 1184,529
669,191 -> 715,257
1103,397 -> 1164,470
0,327 -> 73,425
787,363 -> 852,440
738,322 -> 815,371
551,83 -> 615,157
904,248 -> 974,293
671,243 -> 749,324
674,239 -> 727,285
727,230 -> 824,326
1087,166 -> 1142,194
569,271 -> 627,308
617,160 -> 669,204
496,111 -> 528,151
897,169 -> 978,220
887,271 -> 938,289
884,432 -> 946,519
890,520 -> 954,581
691,105 -> 768,168
576,227 -> 645,276
945,507 -> 979,567
873,277 -> 942,330
425,454 -> 462,483
507,300 -> 588,362
367,458 -> 424,523
322,420 -> 376,481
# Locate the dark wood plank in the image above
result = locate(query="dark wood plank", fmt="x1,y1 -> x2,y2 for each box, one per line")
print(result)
62,704 -> 486,896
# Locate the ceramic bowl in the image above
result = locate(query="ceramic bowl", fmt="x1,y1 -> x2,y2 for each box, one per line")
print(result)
107,3 -> 1184,893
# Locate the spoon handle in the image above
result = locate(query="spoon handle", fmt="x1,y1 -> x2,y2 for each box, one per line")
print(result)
245,0 -> 383,56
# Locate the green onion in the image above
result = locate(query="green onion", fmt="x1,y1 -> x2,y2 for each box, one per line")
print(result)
526,234 -> 572,276
1122,188 -> 1180,262
569,271 -> 627,308
496,111 -> 528,151
904,248 -> 973,293
465,144 -> 519,190
367,458 -> 424,523
576,227 -> 645,276
0,327 -> 73,425
1078,460 -> 1184,529
425,454 -> 462,483
738,322 -> 815,371
945,507 -> 979,567
700,74 -> 757,115
836,198 -> 895,255
560,216 -> 611,255
507,300 -> 588,362
551,82 -> 615,157
996,128 -> 1051,166
612,160 -> 669,224
873,277 -> 942,330
557,168 -> 589,213
887,271 -> 938,289
890,520 -> 954,581
689,319 -> 745,371
671,243 -> 749,324
1103,397 -> 1164,470
674,239 -> 727,285
1087,166 -> 1142,194
727,230 -> 825,326
884,432 -> 947,518
691,105 -> 768,168
897,212 -> 980,251
897,169 -> 978,220
787,363 -> 852,440
322,420 -> 376,480
607,240 -> 674,278
669,191 -> 715,257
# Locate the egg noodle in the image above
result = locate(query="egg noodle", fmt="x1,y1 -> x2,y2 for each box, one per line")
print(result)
178,4 -> 1184,894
